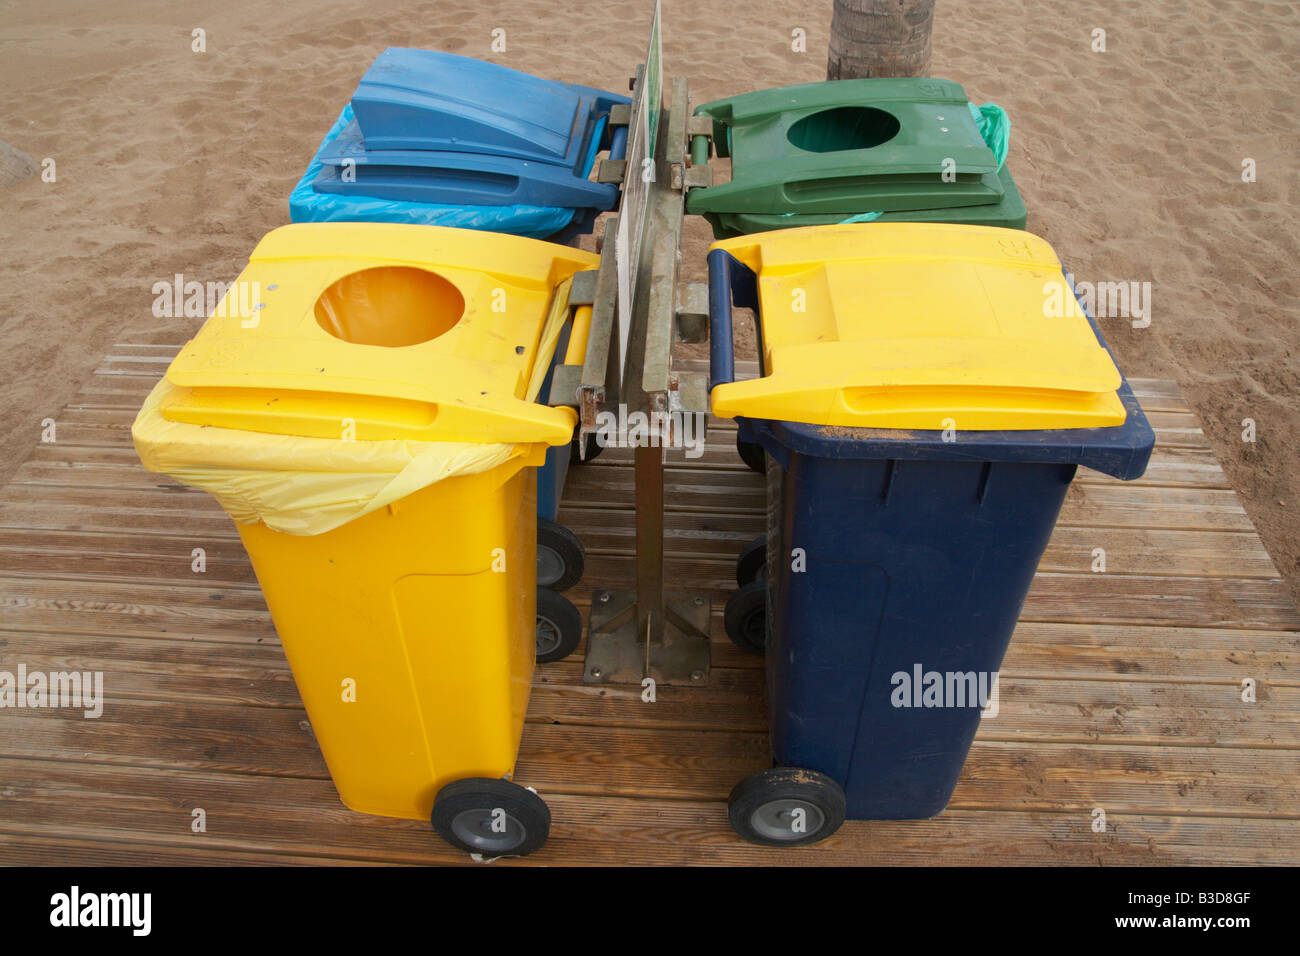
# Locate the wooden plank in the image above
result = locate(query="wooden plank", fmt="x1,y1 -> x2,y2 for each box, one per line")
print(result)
0,530 -> 260,587
1003,622 -> 1300,684
1,669 -> 1295,779
0,758 -> 1294,866
0,832 -> 386,867
0,520 -> 1276,583
567,558 -> 1300,630
0,576 -> 273,643
0,479 -> 1258,539
3,543 -> 1293,631
2,544 -> 1296,640
3,730 -> 1298,819
108,329 -> 195,347
4,610 -> 1295,708
525,667 -> 1300,746
0,632 -> 297,707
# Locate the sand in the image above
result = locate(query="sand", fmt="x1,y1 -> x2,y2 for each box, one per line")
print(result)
1,0 -> 1297,598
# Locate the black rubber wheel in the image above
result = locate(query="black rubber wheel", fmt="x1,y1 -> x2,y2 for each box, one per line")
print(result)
431,778 -> 551,858
569,431 -> 604,464
724,579 -> 768,655
536,587 -> 583,663
728,767 -> 847,847
537,518 -> 584,591
735,534 -> 768,587
737,435 -> 765,473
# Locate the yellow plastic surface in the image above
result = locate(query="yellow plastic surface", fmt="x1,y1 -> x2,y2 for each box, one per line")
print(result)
130,223 -> 595,817
565,304 -> 593,367
710,223 -> 1128,431
161,222 -> 599,446
134,228 -> 591,536
235,456 -> 540,820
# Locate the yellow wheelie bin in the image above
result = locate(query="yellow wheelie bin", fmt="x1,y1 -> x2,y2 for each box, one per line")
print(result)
133,222 -> 598,858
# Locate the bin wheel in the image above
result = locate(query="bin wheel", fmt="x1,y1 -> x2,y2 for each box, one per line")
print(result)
537,518 -> 584,591
728,767 -> 846,847
736,534 -> 767,587
536,587 -> 583,663
570,431 -> 604,464
431,778 -> 551,859
737,435 -> 765,474
724,579 -> 767,655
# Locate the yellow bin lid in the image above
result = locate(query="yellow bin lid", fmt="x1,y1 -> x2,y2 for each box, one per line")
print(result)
710,223 -> 1128,431
159,223 -> 599,445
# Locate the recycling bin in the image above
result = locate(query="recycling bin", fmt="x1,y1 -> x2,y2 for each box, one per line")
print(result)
707,222 -> 1155,846
687,77 -> 1026,240
133,222 -> 600,858
291,48 -> 630,243
290,48 -> 617,595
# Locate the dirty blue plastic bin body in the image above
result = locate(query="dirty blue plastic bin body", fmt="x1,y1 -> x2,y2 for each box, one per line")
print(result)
709,248 -> 1155,820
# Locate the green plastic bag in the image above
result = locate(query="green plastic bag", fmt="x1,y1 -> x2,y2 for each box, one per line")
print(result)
967,101 -> 1010,171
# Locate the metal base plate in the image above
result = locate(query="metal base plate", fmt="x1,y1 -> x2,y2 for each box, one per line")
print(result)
584,589 -> 711,686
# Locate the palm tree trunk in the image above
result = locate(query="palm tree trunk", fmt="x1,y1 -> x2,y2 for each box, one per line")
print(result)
827,0 -> 936,79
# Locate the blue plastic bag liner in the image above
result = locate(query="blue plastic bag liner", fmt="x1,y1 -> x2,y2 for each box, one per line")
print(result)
289,106 -> 579,239
967,101 -> 1009,170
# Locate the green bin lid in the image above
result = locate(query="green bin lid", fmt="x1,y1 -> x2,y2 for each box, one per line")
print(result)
687,78 -> 1004,217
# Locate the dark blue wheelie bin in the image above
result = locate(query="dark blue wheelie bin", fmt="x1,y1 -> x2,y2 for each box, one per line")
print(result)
706,222 -> 1155,845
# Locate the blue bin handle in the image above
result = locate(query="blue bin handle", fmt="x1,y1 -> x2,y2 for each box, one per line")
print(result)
608,124 -> 628,162
708,249 -> 759,391
708,249 -> 736,389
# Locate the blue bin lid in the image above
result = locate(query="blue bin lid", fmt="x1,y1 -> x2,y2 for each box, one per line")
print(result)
346,48 -> 625,165
741,270 -> 1155,481
313,49 -> 627,210
311,122 -> 618,209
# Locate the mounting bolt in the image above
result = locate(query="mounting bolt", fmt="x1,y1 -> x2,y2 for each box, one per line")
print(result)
693,596 -> 705,606
690,670 -> 705,681
589,667 -> 603,679
599,592 -> 611,603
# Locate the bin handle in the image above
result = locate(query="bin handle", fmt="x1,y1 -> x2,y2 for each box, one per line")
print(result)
565,304 -> 593,367
608,124 -> 629,163
708,250 -> 758,390
708,249 -> 735,389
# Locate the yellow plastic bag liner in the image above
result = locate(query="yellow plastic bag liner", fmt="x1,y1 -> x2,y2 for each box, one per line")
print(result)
133,223 -> 595,535
709,222 -> 1127,431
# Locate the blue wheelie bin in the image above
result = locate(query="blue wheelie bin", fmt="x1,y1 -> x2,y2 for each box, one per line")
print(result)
290,48 -> 629,244
707,222 -> 1155,845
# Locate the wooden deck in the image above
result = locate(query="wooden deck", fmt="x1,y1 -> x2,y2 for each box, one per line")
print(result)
0,338 -> 1297,866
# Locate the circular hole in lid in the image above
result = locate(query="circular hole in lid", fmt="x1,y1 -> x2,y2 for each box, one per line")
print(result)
787,106 -> 901,152
314,266 -> 464,347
